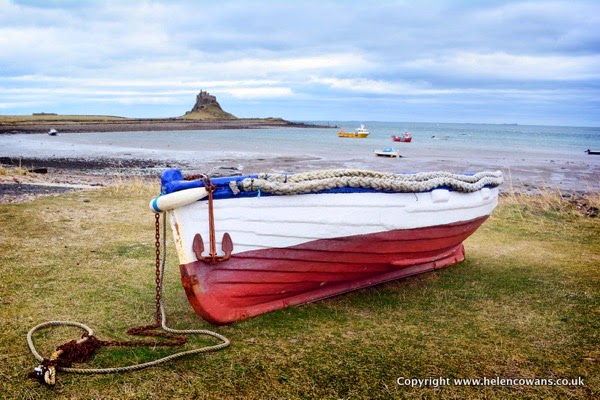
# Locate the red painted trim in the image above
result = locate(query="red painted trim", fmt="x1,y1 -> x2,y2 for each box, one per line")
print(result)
179,216 -> 488,324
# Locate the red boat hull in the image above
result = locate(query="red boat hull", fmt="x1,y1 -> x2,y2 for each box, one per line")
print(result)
179,216 -> 488,324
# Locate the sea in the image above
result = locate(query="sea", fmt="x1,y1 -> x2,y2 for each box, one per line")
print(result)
1,121 -> 599,192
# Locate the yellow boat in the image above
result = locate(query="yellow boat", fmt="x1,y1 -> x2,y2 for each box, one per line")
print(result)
338,123 -> 369,138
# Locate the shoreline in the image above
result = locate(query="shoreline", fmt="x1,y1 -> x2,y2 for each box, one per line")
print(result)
1,122 -> 598,203
0,117 -> 334,134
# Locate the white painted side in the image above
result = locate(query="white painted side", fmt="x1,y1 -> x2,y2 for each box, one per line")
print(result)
169,188 -> 499,265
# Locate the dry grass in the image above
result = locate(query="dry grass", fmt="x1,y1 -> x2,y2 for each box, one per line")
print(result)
0,162 -> 29,176
0,185 -> 598,399
0,115 -> 126,123
501,188 -> 600,219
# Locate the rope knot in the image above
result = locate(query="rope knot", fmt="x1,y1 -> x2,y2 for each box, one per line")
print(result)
28,363 -> 54,385
228,180 -> 240,195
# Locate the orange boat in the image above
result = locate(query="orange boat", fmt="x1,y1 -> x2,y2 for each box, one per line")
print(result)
338,124 -> 369,138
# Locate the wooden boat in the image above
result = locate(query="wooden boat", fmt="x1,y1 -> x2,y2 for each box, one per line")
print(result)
391,132 -> 412,142
338,124 -> 369,138
150,169 -> 503,324
374,148 -> 400,157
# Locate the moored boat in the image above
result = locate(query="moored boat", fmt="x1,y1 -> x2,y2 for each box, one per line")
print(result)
374,147 -> 400,157
47,128 -> 58,136
150,169 -> 503,324
392,132 -> 412,142
338,124 -> 369,138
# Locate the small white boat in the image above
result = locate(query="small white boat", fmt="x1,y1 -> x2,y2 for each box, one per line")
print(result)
375,148 -> 400,157
47,129 -> 58,136
149,168 -> 503,324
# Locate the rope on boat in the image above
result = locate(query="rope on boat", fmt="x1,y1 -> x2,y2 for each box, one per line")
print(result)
230,169 -> 503,196
27,213 -> 230,380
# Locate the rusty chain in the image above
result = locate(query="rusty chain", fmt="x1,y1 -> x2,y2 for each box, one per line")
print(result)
27,209 -> 230,384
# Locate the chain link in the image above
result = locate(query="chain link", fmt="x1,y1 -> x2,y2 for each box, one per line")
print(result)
154,212 -> 162,325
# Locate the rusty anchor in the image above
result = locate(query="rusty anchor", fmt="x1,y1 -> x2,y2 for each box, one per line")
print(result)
192,176 -> 233,264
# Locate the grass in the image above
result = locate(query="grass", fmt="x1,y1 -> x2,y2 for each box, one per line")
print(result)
0,114 -> 127,123
0,185 -> 598,399
180,106 -> 236,120
0,164 -> 29,176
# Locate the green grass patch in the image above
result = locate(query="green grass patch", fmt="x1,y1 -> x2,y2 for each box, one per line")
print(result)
0,188 -> 598,399
180,106 -> 236,120
0,114 -> 127,123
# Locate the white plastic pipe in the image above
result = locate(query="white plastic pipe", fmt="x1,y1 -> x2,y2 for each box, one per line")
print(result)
149,187 -> 209,212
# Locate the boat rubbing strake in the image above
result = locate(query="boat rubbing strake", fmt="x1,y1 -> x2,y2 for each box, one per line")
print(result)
150,169 -> 503,324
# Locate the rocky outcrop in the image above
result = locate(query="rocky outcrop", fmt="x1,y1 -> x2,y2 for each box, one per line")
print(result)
181,90 -> 236,119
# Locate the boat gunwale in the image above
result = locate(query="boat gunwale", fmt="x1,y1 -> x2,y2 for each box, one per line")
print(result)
160,169 -> 499,200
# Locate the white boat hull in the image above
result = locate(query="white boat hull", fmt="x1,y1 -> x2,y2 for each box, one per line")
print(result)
170,188 -> 498,265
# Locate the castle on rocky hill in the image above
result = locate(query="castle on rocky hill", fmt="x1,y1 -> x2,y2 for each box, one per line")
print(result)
184,90 -> 235,118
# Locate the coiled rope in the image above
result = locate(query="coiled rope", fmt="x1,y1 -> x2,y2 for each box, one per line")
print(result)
27,213 -> 229,381
229,169 -> 503,196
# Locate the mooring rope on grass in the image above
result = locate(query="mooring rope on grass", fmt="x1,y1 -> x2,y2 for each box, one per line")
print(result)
27,213 -> 230,383
229,169 -> 503,196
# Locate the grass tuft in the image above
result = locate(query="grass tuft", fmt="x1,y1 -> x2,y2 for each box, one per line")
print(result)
0,164 -> 29,176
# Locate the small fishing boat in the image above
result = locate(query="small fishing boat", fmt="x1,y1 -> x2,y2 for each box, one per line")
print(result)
47,129 -> 58,136
586,149 -> 600,155
391,132 -> 412,142
374,148 -> 400,157
150,168 -> 502,324
338,124 -> 369,138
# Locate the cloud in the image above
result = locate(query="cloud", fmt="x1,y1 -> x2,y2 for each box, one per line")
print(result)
309,77 -> 428,95
221,87 -> 294,99
401,52 -> 600,81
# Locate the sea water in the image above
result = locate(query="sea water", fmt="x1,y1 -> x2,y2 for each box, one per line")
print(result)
2,121 -> 598,161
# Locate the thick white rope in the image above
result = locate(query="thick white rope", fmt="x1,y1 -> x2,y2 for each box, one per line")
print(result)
27,212 -> 230,375
231,169 -> 503,196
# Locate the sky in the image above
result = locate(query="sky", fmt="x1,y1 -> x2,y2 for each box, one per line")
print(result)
1,0 -> 599,127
